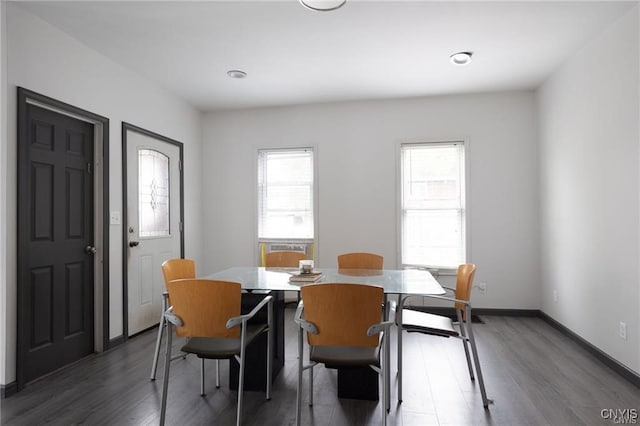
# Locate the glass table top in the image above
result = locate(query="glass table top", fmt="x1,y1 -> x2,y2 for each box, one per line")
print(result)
205,267 -> 444,296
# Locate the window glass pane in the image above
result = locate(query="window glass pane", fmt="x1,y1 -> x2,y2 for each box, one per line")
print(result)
138,149 -> 170,238
258,149 -> 314,239
402,209 -> 465,267
401,142 -> 465,268
402,145 -> 462,209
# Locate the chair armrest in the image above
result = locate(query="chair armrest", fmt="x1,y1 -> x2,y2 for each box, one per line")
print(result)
367,300 -> 397,336
293,300 -> 318,335
164,308 -> 183,327
226,294 -> 273,329
403,286 -> 454,305
420,294 -> 471,307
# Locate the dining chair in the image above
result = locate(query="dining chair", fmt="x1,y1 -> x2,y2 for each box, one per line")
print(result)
160,278 -> 273,426
264,251 -> 308,305
150,258 -> 197,381
337,252 -> 384,270
399,263 -> 491,408
264,250 -> 307,268
294,282 -> 395,426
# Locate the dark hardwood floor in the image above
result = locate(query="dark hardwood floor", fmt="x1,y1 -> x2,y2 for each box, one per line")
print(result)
2,307 -> 639,425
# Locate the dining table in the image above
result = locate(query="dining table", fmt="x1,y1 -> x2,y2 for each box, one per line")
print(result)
205,266 -> 445,400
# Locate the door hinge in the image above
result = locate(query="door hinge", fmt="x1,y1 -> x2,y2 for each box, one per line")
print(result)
179,160 -> 183,171
87,162 -> 92,174
179,222 -> 183,232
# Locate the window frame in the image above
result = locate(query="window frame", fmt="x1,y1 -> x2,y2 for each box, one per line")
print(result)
255,146 -> 318,255
397,139 -> 470,273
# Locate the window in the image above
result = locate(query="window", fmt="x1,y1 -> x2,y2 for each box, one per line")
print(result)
138,148 -> 170,238
258,148 -> 314,240
400,142 -> 466,269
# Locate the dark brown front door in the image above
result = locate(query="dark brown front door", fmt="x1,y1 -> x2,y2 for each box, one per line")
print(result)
18,103 -> 95,385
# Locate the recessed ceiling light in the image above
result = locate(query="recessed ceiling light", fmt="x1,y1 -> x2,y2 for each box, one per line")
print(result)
299,0 -> 346,12
227,70 -> 247,79
450,52 -> 473,66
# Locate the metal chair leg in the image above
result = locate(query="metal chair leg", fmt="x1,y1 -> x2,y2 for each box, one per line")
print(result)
236,326 -> 248,426
150,316 -> 165,380
465,305 -> 491,408
159,320 -> 173,426
309,364 -> 314,406
296,325 -> 304,426
266,299 -> 273,400
456,309 -> 475,380
200,359 -> 206,396
215,360 -> 220,388
384,331 -> 390,412
382,367 -> 388,426
384,330 -> 390,424
151,294 -> 169,380
397,295 -> 407,403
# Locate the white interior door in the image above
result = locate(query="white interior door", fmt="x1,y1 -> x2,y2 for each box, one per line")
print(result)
126,129 -> 182,336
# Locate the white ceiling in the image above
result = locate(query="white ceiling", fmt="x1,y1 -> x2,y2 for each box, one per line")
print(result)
13,0 -> 637,112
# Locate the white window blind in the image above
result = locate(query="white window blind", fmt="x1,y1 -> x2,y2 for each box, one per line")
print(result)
258,148 -> 314,240
400,142 -> 466,269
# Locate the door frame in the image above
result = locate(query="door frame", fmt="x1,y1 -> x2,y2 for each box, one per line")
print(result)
16,87 -> 110,390
121,122 -> 184,338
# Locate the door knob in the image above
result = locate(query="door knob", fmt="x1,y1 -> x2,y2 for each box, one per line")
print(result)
129,241 -> 140,248
85,245 -> 97,254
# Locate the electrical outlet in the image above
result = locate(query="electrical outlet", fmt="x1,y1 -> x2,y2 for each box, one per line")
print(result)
477,282 -> 487,293
619,322 -> 627,340
553,290 -> 558,302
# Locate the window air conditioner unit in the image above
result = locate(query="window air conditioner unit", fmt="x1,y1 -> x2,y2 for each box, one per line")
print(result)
258,241 -> 315,265
268,243 -> 308,253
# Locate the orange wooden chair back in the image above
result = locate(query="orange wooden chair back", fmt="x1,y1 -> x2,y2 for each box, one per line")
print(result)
161,258 -> 196,284
301,283 -> 383,348
166,279 -> 241,339
265,251 -> 307,268
455,263 -> 477,311
337,252 -> 383,270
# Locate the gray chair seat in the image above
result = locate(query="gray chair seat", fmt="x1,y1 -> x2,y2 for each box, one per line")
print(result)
402,309 -> 458,337
182,323 -> 268,359
310,345 -> 380,367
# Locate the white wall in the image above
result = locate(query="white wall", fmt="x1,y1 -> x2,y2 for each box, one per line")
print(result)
202,91 -> 540,310
0,4 -> 204,386
538,6 -> 640,373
